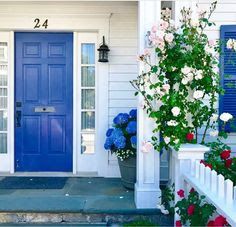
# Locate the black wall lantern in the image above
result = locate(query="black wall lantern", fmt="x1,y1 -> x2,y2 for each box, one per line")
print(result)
97,36 -> 110,62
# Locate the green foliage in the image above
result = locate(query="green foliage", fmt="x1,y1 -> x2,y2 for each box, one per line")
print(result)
160,184 -> 175,215
124,220 -> 157,227
175,189 -> 216,226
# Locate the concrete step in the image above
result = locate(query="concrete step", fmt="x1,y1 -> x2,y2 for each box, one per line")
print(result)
0,212 -> 173,226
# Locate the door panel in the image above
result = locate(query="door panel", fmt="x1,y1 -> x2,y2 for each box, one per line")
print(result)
15,33 -> 73,172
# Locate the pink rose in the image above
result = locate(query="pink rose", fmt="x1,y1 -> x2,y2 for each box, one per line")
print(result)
208,39 -> 216,46
165,33 -> 174,43
143,48 -> 151,56
177,189 -> 184,198
141,141 -> 153,153
159,19 -> 169,30
151,25 -> 158,33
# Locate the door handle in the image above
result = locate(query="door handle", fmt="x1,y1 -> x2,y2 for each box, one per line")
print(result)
16,110 -> 21,127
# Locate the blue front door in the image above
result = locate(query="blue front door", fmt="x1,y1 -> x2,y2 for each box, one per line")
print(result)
15,33 -> 73,172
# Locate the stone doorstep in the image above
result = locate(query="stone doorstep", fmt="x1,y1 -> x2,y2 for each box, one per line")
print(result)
0,212 -> 174,226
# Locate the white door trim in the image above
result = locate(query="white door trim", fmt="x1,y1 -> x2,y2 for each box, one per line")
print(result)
0,13 -> 110,176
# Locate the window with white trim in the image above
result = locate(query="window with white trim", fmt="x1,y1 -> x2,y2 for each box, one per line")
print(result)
0,42 -> 8,154
80,43 -> 96,154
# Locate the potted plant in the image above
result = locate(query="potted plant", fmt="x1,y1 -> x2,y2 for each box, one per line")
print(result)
104,109 -> 137,189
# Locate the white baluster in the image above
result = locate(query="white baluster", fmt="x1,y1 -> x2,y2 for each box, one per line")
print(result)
200,164 -> 205,184
210,170 -> 217,194
225,179 -> 233,205
195,161 -> 200,179
205,166 -> 211,189
234,186 -> 236,201
217,174 -> 225,199
190,159 -> 195,177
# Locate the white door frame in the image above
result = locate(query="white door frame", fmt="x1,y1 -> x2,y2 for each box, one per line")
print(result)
0,13 -> 111,176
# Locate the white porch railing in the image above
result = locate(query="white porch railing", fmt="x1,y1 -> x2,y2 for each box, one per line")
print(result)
171,144 -> 236,227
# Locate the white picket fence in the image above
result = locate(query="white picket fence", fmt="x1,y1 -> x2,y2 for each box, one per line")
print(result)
171,144 -> 236,227
183,161 -> 236,226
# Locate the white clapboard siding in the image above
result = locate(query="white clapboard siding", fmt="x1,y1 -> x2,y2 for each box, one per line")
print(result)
197,1 -> 236,152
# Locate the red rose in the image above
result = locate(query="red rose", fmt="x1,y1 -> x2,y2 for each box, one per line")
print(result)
225,158 -> 233,168
207,220 -> 215,227
220,150 -> 231,160
200,160 -> 206,165
186,133 -> 194,141
190,187 -> 195,193
187,204 -> 195,216
177,189 -> 185,198
214,215 -> 227,226
176,220 -> 182,227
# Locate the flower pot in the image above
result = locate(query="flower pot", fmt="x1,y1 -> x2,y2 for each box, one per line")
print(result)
118,156 -> 136,190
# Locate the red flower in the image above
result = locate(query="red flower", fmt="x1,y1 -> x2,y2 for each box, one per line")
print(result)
177,189 -> 185,198
200,160 -> 206,165
214,215 -> 227,226
207,220 -> 215,227
206,163 -> 213,170
176,220 -> 182,227
190,187 -> 195,193
186,133 -> 194,141
225,158 -> 233,168
220,150 -> 231,160
187,204 -> 195,216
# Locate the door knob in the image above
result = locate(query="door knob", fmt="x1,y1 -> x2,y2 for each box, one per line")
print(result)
16,110 -> 21,127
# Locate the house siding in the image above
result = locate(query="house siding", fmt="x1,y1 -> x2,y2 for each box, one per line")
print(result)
195,1 -> 236,154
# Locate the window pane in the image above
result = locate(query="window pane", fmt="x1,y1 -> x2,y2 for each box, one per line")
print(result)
81,44 -> 95,64
81,66 -> 95,87
0,65 -> 7,74
0,97 -> 7,108
81,111 -> 95,131
81,133 -> 95,154
0,111 -> 7,131
0,88 -> 7,96
0,43 -> 7,62
0,74 -> 7,86
81,89 -> 95,109
0,133 -> 7,153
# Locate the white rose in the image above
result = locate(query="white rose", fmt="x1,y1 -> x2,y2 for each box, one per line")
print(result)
220,112 -> 233,122
195,70 -> 203,80
171,107 -> 181,117
209,130 -> 219,137
165,33 -> 174,43
167,120 -> 178,126
210,113 -> 218,122
190,17 -> 199,27
164,137 -> 171,144
181,78 -> 188,85
162,84 -> 170,93
161,208 -> 169,215
174,139 -> 180,144
193,90 -> 204,99
141,141 -> 153,153
204,45 -> 214,55
186,72 -> 194,82
181,66 -> 191,75
227,39 -> 234,49
150,73 -> 159,84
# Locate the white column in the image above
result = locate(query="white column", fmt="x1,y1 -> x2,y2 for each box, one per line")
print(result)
135,0 -> 162,209
171,144 -> 210,224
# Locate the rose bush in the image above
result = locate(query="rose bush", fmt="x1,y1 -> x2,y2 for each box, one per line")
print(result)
131,1 -> 234,151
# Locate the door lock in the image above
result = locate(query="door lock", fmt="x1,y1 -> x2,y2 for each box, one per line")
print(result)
16,111 -> 21,127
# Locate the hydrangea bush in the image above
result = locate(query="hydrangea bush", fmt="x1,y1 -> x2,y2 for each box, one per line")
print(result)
131,1 -> 234,151
104,109 -> 137,161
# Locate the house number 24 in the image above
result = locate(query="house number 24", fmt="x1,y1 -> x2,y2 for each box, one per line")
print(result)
34,18 -> 49,29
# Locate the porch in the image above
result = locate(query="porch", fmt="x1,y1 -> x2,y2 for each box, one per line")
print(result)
0,177 -> 173,226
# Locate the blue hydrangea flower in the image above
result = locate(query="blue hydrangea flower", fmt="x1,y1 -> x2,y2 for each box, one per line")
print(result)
129,109 -> 137,119
104,137 -> 113,150
106,128 -> 114,137
126,121 -> 137,134
114,136 -> 126,149
113,113 -> 129,125
130,135 -> 137,148
111,128 -> 123,139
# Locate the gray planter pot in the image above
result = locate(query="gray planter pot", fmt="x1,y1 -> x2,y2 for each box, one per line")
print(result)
118,156 -> 136,190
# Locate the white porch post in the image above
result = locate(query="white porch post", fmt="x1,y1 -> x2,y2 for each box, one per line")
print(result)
171,144 -> 210,224
135,0 -> 162,209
